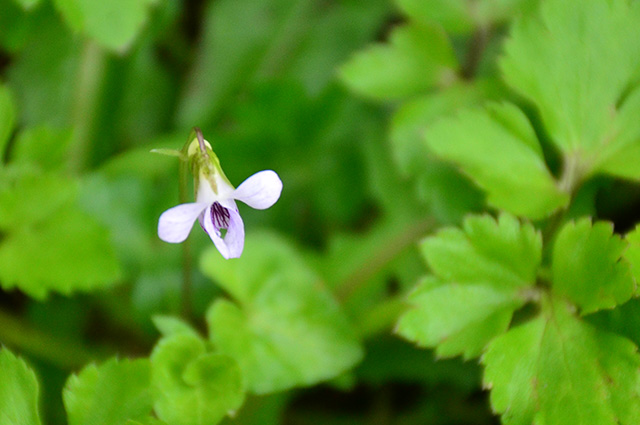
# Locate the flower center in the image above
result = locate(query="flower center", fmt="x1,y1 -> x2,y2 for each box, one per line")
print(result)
211,202 -> 230,230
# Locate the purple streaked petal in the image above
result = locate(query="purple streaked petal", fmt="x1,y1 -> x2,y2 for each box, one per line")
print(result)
222,205 -> 245,259
232,170 -> 283,210
158,202 -> 210,243
201,200 -> 245,259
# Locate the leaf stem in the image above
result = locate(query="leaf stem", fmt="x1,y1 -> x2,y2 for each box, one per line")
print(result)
68,41 -> 107,173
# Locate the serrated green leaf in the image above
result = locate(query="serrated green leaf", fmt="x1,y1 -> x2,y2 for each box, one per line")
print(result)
625,225 -> 640,283
0,207 -> 121,299
552,218 -> 635,314
0,348 -> 41,425
397,277 -> 522,359
64,358 -> 153,425
595,86 -> 640,180
425,213 -> 541,288
501,0 -> 640,166
397,214 -> 539,358
151,333 -> 245,425
11,126 -> 74,171
53,0 -> 155,51
483,298 -> 640,425
425,102 -> 569,219
0,166 -> 78,230
201,232 -> 363,394
339,23 -> 457,101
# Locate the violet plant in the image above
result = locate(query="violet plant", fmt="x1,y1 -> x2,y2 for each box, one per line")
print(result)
2,0 -> 640,424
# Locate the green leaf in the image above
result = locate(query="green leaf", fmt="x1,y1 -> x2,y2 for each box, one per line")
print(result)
397,277 -> 523,359
11,126 -> 74,171
425,102 -> 569,219
397,214 -> 539,358
152,315 -> 200,338
0,207 -> 121,299
64,358 -> 153,425
552,218 -> 635,314
501,0 -> 640,165
202,232 -> 363,394
0,85 -> 15,163
483,298 -> 640,425
151,333 -> 245,425
53,0 -> 156,51
625,225 -> 640,283
594,86 -> 640,180
0,166 -> 78,230
395,0 -> 538,34
339,22 -> 457,101
0,348 -> 41,425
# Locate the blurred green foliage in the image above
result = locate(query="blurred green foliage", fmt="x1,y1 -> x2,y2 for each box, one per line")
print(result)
2,0 -> 640,424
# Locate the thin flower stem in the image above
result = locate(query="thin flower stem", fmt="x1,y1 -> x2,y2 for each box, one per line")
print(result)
180,133 -> 194,321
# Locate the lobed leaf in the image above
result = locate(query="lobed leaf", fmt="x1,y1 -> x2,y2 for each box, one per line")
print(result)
483,298 -> 640,425
339,22 -> 458,101
150,333 -> 245,425
0,348 -> 41,425
202,232 -> 363,394
552,218 -> 635,314
64,358 -> 153,425
425,102 -> 568,219
397,213 -> 540,358
501,0 -> 640,169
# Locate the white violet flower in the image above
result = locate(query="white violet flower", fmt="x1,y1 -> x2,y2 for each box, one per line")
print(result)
157,135 -> 282,259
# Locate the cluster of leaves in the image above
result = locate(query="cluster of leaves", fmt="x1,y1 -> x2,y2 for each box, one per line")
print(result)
4,0 -> 640,424
342,0 -> 640,423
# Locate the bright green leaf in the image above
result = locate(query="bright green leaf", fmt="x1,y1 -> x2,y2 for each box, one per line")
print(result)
0,85 -> 15,163
151,333 -> 245,425
64,358 -> 153,425
397,214 -> 539,358
425,102 -> 569,219
339,23 -> 458,101
0,166 -> 78,230
395,0 -> 538,34
0,348 -> 41,425
501,0 -> 640,163
483,298 -> 640,425
424,213 -> 541,289
625,225 -> 640,283
202,232 -> 363,394
397,277 -> 522,359
152,315 -> 200,338
552,218 -> 635,315
594,86 -> 640,180
0,207 -> 121,299
11,126 -> 74,171
54,0 -> 156,51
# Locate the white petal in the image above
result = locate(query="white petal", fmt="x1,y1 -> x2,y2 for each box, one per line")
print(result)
201,201 -> 244,259
232,170 -> 283,210
158,203 -> 209,243
223,206 -> 245,259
